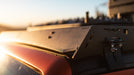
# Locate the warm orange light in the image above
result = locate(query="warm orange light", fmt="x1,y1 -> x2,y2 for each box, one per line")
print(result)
0,46 -> 8,62
0,46 -> 9,74
0,52 -> 6,62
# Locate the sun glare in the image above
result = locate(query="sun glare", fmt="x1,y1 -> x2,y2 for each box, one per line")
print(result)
0,46 -> 7,62
0,52 -> 6,62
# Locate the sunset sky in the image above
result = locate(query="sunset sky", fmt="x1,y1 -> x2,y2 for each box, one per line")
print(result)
0,0 -> 108,28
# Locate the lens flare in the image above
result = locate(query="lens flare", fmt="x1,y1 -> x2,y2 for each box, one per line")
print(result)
0,52 -> 6,62
0,46 -> 8,62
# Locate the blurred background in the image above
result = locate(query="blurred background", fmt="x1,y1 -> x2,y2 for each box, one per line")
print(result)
0,0 -> 108,30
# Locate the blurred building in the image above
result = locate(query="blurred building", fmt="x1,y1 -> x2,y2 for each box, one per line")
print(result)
0,25 -> 14,32
34,0 -> 134,27
0,24 -> 26,33
108,0 -> 134,22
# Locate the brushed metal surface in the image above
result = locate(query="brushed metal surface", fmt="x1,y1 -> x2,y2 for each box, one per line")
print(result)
0,26 -> 91,53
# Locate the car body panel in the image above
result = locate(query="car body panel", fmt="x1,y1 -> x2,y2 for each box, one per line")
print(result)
0,42 -> 72,75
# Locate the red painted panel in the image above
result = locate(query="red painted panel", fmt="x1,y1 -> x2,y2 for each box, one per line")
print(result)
0,43 -> 72,75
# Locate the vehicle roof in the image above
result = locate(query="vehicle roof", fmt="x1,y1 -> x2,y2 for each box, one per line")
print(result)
0,42 -> 72,75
